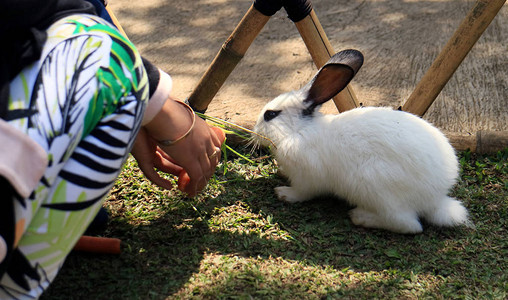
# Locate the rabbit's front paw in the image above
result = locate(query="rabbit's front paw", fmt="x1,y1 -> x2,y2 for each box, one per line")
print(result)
275,186 -> 305,203
349,207 -> 379,227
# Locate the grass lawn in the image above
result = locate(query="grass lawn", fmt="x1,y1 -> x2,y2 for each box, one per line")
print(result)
42,147 -> 507,299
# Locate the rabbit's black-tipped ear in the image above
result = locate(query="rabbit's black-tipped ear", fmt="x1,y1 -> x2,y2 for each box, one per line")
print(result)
302,49 -> 363,112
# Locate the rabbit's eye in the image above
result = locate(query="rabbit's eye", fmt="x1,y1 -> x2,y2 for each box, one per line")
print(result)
264,110 -> 281,122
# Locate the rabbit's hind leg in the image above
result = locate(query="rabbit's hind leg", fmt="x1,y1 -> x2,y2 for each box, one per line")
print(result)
349,207 -> 423,234
423,196 -> 471,228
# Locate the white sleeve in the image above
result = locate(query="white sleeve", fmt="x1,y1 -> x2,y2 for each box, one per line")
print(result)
141,69 -> 173,125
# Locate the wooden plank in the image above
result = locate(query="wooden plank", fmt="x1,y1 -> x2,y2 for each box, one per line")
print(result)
447,131 -> 508,153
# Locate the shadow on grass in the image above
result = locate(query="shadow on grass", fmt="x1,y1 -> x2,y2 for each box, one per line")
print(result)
42,164 -> 491,299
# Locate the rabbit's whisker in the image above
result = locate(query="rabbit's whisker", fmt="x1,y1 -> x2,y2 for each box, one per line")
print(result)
195,112 -> 277,149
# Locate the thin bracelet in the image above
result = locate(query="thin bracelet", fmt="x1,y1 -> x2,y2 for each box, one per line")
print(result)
157,100 -> 196,147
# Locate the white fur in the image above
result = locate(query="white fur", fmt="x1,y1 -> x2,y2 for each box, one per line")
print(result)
254,93 -> 470,234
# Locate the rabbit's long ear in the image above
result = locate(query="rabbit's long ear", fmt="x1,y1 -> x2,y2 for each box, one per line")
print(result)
301,49 -> 363,115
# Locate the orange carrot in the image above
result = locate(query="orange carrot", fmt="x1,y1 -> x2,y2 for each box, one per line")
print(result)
176,127 -> 225,194
177,169 -> 191,192
73,236 -> 121,254
211,126 -> 226,143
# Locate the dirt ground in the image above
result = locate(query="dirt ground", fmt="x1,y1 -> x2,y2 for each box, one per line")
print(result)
108,0 -> 507,134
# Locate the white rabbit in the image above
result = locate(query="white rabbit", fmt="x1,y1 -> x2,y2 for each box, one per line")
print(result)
253,49 -> 470,234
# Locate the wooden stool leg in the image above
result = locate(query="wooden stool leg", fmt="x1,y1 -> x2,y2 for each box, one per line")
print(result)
187,0 -> 359,113
402,0 -> 506,116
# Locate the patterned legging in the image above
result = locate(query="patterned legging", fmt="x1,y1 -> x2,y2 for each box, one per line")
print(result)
0,14 -> 148,299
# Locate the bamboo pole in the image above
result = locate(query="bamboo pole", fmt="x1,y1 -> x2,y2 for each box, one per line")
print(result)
294,10 -> 359,112
402,0 -> 506,116
187,5 -> 271,112
105,5 -> 129,39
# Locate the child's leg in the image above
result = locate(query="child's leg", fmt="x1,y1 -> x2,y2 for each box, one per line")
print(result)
0,14 -> 148,299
